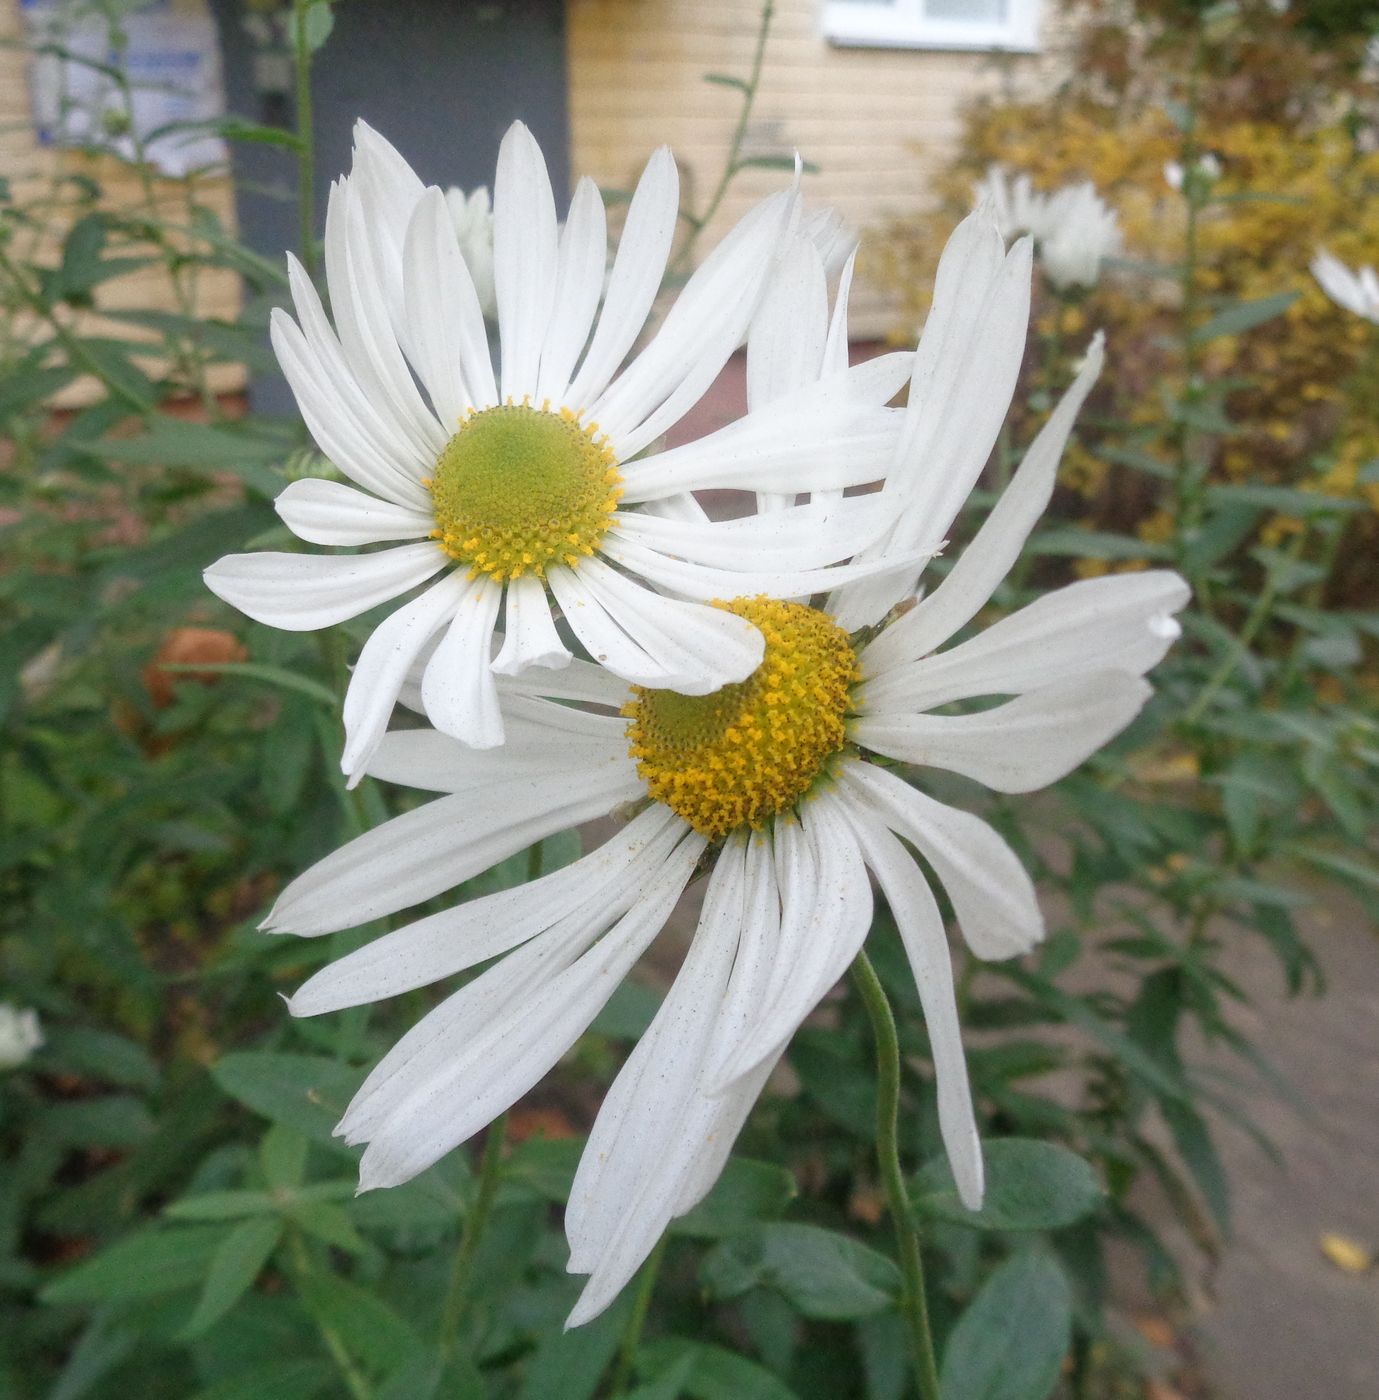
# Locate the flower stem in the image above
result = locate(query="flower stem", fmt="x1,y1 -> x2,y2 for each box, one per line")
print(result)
292,0 -> 319,278
607,1234 -> 668,1396
440,1112 -> 508,1355
850,950 -> 942,1400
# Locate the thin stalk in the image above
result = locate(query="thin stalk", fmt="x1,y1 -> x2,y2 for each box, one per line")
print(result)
607,1234 -> 668,1396
670,0 -> 774,277
288,1230 -> 373,1400
850,950 -> 942,1400
292,0 -> 319,277
440,1112 -> 509,1355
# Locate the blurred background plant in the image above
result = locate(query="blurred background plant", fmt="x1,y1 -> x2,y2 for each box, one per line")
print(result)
2,0 -> 1377,1397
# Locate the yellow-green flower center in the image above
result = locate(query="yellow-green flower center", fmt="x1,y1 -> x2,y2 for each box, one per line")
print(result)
623,598 -> 861,841
426,403 -> 622,581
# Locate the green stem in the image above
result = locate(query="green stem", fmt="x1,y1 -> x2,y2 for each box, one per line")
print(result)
440,1112 -> 509,1355
292,0 -> 319,277
850,950 -> 942,1400
607,1234 -> 668,1396
288,1229 -> 373,1400
671,0 -> 774,277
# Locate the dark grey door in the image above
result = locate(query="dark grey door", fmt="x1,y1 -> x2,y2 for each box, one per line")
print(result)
209,0 -> 569,409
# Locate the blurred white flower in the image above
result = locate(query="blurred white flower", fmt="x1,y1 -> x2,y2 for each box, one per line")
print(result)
444,185 -> 497,319
974,164 -> 1043,243
206,122 -> 919,781
1164,153 -> 1222,192
1038,183 -> 1123,290
0,1004 -> 43,1069
973,167 -> 1120,290
1311,250 -> 1379,324
264,211 -> 1190,1326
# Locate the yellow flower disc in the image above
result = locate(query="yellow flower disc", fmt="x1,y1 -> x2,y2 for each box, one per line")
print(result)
624,597 -> 861,841
426,404 -> 622,581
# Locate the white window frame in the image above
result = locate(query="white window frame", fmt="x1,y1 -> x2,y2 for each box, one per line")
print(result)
821,0 -> 1041,53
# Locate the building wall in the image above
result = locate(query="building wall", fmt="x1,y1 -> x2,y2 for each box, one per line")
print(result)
0,0 -> 244,406
568,0 -> 1054,339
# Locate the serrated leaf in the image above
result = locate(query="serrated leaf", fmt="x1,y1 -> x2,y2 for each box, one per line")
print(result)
913,1139 -> 1103,1232
182,1215 -> 283,1337
940,1250 -> 1072,1400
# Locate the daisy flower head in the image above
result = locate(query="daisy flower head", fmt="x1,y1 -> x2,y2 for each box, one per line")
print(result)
1311,249 -> 1379,324
265,210 -> 1190,1326
204,122 -> 918,781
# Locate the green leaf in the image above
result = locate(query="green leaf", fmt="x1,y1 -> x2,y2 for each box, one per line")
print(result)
42,1096 -> 155,1147
159,660 -> 338,708
297,1271 -> 421,1375
940,1250 -> 1072,1400
188,1359 -> 332,1400
1027,528 -> 1171,561
913,1139 -> 1102,1232
590,976 -> 661,1039
40,1027 -> 158,1090
182,1215 -> 283,1337
700,1223 -> 900,1320
640,1339 -> 801,1400
673,1158 -> 797,1240
77,418 -> 292,496
166,1189 -> 277,1222
518,1290 -> 634,1400
1205,483 -> 1361,516
302,0 -> 335,51
41,1224 -> 229,1304
260,1123 -> 309,1189
289,1201 -> 368,1254
1189,290 -> 1299,344
703,71 -> 750,90
211,1051 -> 365,1147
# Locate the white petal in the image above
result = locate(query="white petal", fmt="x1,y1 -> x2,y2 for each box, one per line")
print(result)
563,556 -> 764,695
860,334 -> 1106,675
420,575 -> 505,748
491,574 -> 572,674
841,762 -> 1042,961
829,218 -> 1033,630
325,178 -> 446,461
638,492 -> 711,525
203,544 -> 447,631
601,532 -> 934,606
564,147 -> 680,408
823,249 -> 858,377
354,829 -> 703,1189
350,120 -> 427,344
862,571 -> 1191,714
537,177 -> 609,405
494,122 -> 560,402
714,797 -> 872,1087
494,656 -> 631,709
366,698 -> 626,794
856,671 -> 1152,793
566,837 -> 747,1274
340,573 -> 469,782
264,760 -> 644,935
591,190 -> 794,456
275,478 -> 434,547
290,806 -> 683,1014
746,235 -> 829,441
619,380 -> 902,502
403,188 -> 498,426
611,493 -> 890,572
271,299 -> 429,509
839,799 -> 983,1210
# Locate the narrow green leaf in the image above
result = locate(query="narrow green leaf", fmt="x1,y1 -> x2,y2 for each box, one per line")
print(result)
1189,290 -> 1299,344
158,660 -> 338,709
940,1250 -> 1072,1400
165,1189 -> 278,1222
41,1225 -> 229,1304
211,1051 -> 365,1147
703,71 -> 750,90
182,1215 -> 283,1337
260,1123 -> 309,1189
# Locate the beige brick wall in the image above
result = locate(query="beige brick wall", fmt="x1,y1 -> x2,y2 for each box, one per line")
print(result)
0,0 -> 244,405
568,0 -> 1057,339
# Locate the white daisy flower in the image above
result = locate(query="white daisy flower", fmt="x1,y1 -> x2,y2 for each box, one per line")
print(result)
973,168 -> 1121,292
0,1003 -> 43,1070
1311,249 -> 1379,324
443,185 -> 497,319
265,235 -> 1190,1323
204,121 -> 918,780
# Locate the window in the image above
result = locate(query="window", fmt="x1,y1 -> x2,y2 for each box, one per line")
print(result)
821,0 -> 1040,52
